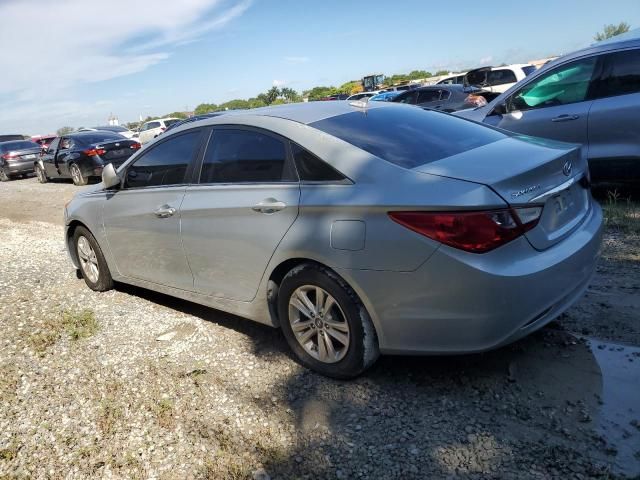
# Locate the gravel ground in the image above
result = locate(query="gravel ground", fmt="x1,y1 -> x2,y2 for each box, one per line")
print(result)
1,177 -> 639,479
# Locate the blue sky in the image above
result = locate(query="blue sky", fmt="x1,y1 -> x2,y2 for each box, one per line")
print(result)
0,0 -> 638,134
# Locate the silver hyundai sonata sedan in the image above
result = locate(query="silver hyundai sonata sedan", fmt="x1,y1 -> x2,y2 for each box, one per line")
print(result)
64,101 -> 602,378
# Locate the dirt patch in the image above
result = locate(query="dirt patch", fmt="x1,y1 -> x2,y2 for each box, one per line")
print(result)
0,178 -> 639,479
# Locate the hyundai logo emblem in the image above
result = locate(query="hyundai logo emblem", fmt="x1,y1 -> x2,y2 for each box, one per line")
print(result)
562,160 -> 572,176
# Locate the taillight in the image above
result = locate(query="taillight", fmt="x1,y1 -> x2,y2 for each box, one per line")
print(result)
84,148 -> 106,156
464,94 -> 487,107
160,127 -> 166,131
130,142 -> 141,150
388,207 -> 542,253
1,153 -> 18,161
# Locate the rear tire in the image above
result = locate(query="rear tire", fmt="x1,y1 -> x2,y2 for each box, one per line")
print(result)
72,226 -> 113,292
70,163 -> 87,186
278,263 -> 379,378
35,164 -> 48,183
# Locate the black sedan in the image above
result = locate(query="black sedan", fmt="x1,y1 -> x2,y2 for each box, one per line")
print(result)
0,140 -> 42,181
36,132 -> 140,186
391,84 -> 491,112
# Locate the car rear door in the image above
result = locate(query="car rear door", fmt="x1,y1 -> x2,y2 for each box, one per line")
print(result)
180,126 -> 300,301
102,129 -> 205,289
483,56 -> 599,146
586,47 -> 640,182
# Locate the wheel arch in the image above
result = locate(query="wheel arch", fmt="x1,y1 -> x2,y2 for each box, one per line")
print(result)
266,258 -> 380,344
66,220 -> 91,268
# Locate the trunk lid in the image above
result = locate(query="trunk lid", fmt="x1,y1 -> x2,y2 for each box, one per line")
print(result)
413,136 -> 591,250
94,139 -> 139,165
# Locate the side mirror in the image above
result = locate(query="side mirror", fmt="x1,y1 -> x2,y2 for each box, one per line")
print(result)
490,102 -> 507,116
102,163 -> 121,189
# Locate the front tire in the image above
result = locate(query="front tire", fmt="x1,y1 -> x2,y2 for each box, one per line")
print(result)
35,164 -> 48,183
278,263 -> 379,378
73,226 -> 113,291
70,163 -> 87,186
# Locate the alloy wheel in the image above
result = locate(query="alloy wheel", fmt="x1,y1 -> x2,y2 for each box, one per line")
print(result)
36,166 -> 45,183
70,164 -> 81,184
77,236 -> 99,283
288,285 -> 350,363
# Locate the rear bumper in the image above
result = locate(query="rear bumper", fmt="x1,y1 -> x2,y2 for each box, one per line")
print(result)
4,161 -> 35,175
339,201 -> 603,355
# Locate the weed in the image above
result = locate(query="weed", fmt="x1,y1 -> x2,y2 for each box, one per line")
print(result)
603,191 -> 640,234
153,398 -> 175,428
61,309 -> 99,340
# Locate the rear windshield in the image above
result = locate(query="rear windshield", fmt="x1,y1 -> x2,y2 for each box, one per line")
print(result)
94,125 -> 127,132
74,132 -> 123,145
310,106 -> 505,169
164,119 -> 181,127
0,140 -> 39,151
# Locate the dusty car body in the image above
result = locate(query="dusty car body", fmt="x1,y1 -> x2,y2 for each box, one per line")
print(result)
64,102 -> 602,377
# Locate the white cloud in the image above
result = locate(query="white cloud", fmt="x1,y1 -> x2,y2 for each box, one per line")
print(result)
0,0 -> 251,132
272,79 -> 287,87
283,56 -> 310,63
479,55 -> 494,65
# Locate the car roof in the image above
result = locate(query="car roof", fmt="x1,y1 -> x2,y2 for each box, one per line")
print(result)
195,101 -> 393,126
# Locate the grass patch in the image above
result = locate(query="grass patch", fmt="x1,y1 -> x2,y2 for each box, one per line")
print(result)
152,398 -> 175,428
602,190 -> 640,234
0,438 -> 20,461
61,309 -> 99,340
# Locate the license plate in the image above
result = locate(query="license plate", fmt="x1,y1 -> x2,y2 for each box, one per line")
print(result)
109,149 -> 126,157
552,190 -> 574,215
23,154 -> 35,159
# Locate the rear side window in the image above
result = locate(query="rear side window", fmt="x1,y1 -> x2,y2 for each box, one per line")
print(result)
593,48 -> 640,98
311,106 -> 505,169
291,143 -> 345,182
522,65 -> 537,76
200,129 -> 295,183
125,131 -> 200,188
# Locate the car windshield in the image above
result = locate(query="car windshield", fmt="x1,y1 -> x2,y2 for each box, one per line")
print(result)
310,106 -> 505,169
0,140 -> 39,151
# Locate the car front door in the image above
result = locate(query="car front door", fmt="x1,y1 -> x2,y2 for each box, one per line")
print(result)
41,137 -> 60,177
55,137 -> 74,176
586,47 -> 640,182
180,127 -> 300,301
102,129 -> 205,289
483,56 -> 599,146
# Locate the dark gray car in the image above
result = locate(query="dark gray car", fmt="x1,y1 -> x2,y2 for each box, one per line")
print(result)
0,140 -> 41,181
392,84 -> 490,112
456,31 -> 640,184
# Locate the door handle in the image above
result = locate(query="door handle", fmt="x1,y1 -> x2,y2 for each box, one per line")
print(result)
154,205 -> 176,218
252,199 -> 287,214
551,114 -> 579,122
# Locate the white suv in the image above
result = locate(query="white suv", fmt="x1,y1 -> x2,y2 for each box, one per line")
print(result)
138,118 -> 181,144
438,64 -> 537,93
